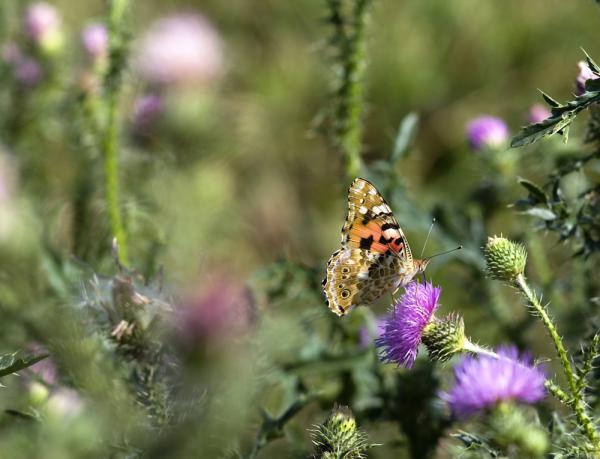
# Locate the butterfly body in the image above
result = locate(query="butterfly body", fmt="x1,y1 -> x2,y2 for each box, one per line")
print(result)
323,178 -> 428,316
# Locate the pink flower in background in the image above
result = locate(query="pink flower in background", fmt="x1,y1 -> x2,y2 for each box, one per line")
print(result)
81,23 -> 108,60
2,43 -> 43,88
133,94 -> 164,132
24,2 -> 63,52
527,104 -> 551,124
135,14 -> 224,87
15,57 -> 43,87
466,116 -> 509,151
178,274 -> 253,345
576,61 -> 598,95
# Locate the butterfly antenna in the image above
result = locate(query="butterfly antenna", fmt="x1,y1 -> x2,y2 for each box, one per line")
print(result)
425,245 -> 463,261
419,218 -> 436,259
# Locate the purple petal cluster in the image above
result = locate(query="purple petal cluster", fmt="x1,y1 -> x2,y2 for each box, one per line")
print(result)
466,116 -> 508,151
443,346 -> 546,418
375,282 -> 441,368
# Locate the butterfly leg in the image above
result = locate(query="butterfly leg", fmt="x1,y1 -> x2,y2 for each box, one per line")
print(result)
421,272 -> 427,284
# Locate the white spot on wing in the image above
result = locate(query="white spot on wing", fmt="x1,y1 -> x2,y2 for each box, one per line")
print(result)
359,205 -> 368,214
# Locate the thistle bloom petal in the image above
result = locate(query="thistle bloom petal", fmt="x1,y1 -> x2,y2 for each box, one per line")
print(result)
466,116 -> 508,151
375,281 -> 441,368
576,61 -> 598,95
443,346 -> 546,418
527,104 -> 551,124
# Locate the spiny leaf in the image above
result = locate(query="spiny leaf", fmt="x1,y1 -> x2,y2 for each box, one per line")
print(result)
581,48 -> 600,75
511,89 -> 600,147
539,90 -> 560,108
517,178 -> 547,204
0,353 -> 49,379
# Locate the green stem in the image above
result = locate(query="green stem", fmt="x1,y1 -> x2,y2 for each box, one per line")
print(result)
463,340 -> 499,359
327,0 -> 371,180
102,0 -> 130,264
515,273 -> 600,449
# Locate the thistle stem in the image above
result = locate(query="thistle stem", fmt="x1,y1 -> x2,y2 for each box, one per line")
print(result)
326,0 -> 371,180
463,340 -> 499,359
102,0 -> 130,264
515,274 -> 600,448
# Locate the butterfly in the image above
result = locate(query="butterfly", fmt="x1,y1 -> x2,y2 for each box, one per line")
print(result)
323,178 -> 429,316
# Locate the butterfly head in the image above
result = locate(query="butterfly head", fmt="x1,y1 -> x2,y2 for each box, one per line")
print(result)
413,258 -> 429,274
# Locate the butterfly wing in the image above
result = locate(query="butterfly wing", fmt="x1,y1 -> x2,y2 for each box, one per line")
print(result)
342,178 -> 413,262
323,248 -> 403,316
323,178 -> 421,316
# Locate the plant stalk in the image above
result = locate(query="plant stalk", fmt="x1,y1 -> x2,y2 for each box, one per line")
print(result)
102,0 -> 130,264
515,273 -> 600,448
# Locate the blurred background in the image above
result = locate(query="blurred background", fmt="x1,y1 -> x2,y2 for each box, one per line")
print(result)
0,0 -> 599,457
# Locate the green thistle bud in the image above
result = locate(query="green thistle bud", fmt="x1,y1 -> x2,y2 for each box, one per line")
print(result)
422,314 -> 467,363
311,406 -> 373,458
489,403 -> 548,458
484,236 -> 527,283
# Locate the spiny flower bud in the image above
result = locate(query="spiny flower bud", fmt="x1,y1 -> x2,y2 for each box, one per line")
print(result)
484,236 -> 527,283
421,313 -> 466,363
311,406 -> 372,458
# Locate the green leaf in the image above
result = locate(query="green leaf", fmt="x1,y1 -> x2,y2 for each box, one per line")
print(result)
582,48 -> 600,75
517,178 -> 547,204
0,353 -> 49,379
585,78 -> 600,92
390,112 -> 419,163
539,90 -> 560,108
522,208 -> 557,221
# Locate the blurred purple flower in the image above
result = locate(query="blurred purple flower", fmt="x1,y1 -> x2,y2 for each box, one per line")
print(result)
528,104 -> 551,124
178,274 -> 253,344
81,23 -> 108,60
466,116 -> 509,151
2,43 -> 22,65
132,94 -> 164,133
576,61 -> 598,95
135,14 -> 224,87
442,346 -> 546,419
15,57 -> 43,87
375,282 -> 441,368
24,2 -> 62,51
359,316 -> 386,347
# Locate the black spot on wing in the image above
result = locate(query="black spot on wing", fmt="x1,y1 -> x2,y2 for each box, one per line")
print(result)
359,235 -> 374,250
381,223 -> 399,231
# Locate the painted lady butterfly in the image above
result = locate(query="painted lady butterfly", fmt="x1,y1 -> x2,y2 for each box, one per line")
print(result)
323,178 -> 429,316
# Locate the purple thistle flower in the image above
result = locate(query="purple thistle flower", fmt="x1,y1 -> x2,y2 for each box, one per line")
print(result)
15,57 -> 43,88
132,94 -> 164,133
443,346 -> 546,419
24,2 -> 63,53
527,104 -> 551,124
24,2 -> 60,42
134,13 -> 224,87
81,23 -> 108,60
375,281 -> 441,368
576,61 -> 598,95
466,116 -> 509,151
